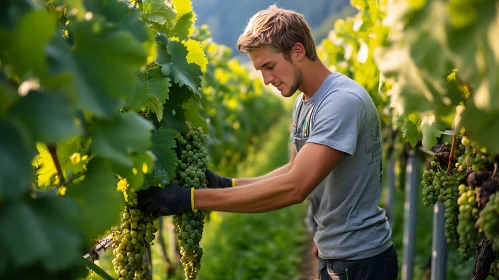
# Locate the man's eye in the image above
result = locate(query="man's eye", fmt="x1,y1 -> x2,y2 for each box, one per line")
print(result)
267,65 -> 274,70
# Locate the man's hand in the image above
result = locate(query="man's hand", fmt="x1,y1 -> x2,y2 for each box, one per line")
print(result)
137,185 -> 192,217
205,169 -> 232,188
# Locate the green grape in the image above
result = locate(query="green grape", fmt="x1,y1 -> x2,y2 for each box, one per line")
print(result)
173,125 -> 208,279
456,185 -> 481,260
112,186 -> 157,279
421,143 -> 469,247
478,193 -> 499,252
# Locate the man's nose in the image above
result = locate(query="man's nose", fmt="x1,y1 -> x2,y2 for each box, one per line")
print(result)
262,72 -> 273,85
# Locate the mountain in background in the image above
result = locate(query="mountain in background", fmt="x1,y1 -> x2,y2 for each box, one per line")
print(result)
192,0 -> 355,55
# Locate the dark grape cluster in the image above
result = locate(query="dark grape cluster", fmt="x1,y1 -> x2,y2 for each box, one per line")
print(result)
172,126 -> 209,279
467,170 -> 499,208
112,186 -> 157,280
457,184 -> 481,259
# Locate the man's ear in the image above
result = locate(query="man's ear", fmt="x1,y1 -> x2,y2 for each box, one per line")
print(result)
292,43 -> 306,61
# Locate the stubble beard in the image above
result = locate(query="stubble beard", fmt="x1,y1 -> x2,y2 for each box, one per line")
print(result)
283,66 -> 303,97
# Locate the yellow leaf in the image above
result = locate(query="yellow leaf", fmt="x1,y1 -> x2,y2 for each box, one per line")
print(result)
172,0 -> 192,17
172,0 -> 196,36
183,39 -> 207,72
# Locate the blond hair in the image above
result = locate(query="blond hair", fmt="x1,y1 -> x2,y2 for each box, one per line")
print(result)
236,5 -> 318,61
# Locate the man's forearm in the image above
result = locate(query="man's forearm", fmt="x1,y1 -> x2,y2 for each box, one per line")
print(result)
195,172 -> 303,213
235,163 -> 292,186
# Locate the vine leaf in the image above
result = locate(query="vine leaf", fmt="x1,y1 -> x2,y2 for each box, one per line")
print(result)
90,113 -> 154,167
0,121 -> 34,199
9,91 -> 77,143
396,113 -> 422,147
159,40 -> 202,97
420,114 -> 442,150
66,159 -> 123,240
144,127 -> 177,188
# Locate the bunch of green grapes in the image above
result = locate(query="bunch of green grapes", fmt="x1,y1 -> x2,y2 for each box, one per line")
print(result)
478,193 -> 499,252
456,137 -> 491,173
172,126 -> 209,279
421,144 -> 467,245
456,184 -> 481,259
490,259 -> 499,278
112,180 -> 157,280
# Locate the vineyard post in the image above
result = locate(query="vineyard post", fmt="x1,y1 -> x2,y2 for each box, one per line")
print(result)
431,201 -> 448,280
402,149 -> 419,280
386,154 -> 396,227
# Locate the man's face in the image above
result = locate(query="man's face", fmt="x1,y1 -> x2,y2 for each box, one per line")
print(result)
248,45 -> 303,97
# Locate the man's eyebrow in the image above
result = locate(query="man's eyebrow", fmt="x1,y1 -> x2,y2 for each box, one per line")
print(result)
256,61 -> 273,70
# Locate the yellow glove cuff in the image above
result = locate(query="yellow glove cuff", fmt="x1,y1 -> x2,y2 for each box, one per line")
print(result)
191,188 -> 197,212
232,178 -> 236,187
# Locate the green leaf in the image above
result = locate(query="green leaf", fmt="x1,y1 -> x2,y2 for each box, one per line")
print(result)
0,121 -> 34,198
90,113 -> 154,166
66,159 -> 123,240
141,0 -> 176,33
45,15 -> 148,118
2,10 -> 56,79
167,12 -> 193,40
420,114 -> 442,150
142,0 -> 176,22
32,195 -> 83,271
56,136 -> 87,174
83,258 -> 114,280
9,91 -> 77,143
148,97 -> 164,122
0,0 -> 36,30
0,201 -> 52,267
147,66 -> 171,103
459,103 -> 499,155
183,98 -> 208,131
395,113 -> 422,147
144,127 -> 177,187
0,71 -> 19,115
127,67 -> 171,120
126,71 -> 150,110
159,40 -> 202,96
113,151 -> 155,190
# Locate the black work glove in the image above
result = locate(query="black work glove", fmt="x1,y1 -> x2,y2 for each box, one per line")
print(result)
137,185 -> 192,217
205,169 -> 232,188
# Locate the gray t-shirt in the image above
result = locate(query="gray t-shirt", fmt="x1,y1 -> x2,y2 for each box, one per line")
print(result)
290,72 -> 392,260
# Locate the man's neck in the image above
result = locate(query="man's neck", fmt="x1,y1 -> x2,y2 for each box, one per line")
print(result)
300,61 -> 332,101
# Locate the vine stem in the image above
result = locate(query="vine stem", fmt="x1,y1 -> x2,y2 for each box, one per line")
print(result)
47,144 -> 65,182
57,172 -> 86,188
446,133 -> 457,176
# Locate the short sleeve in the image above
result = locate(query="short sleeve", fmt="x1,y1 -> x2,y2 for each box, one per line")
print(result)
306,92 -> 366,155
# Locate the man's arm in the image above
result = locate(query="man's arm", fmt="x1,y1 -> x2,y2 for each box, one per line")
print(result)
194,143 -> 343,212
235,147 -> 297,186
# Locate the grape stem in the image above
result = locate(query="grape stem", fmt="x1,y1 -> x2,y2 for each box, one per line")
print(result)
446,133 -> 457,176
492,163 -> 497,178
48,144 -> 65,182
418,147 -> 436,157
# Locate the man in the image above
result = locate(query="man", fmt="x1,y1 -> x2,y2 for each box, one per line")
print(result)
138,5 -> 398,280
